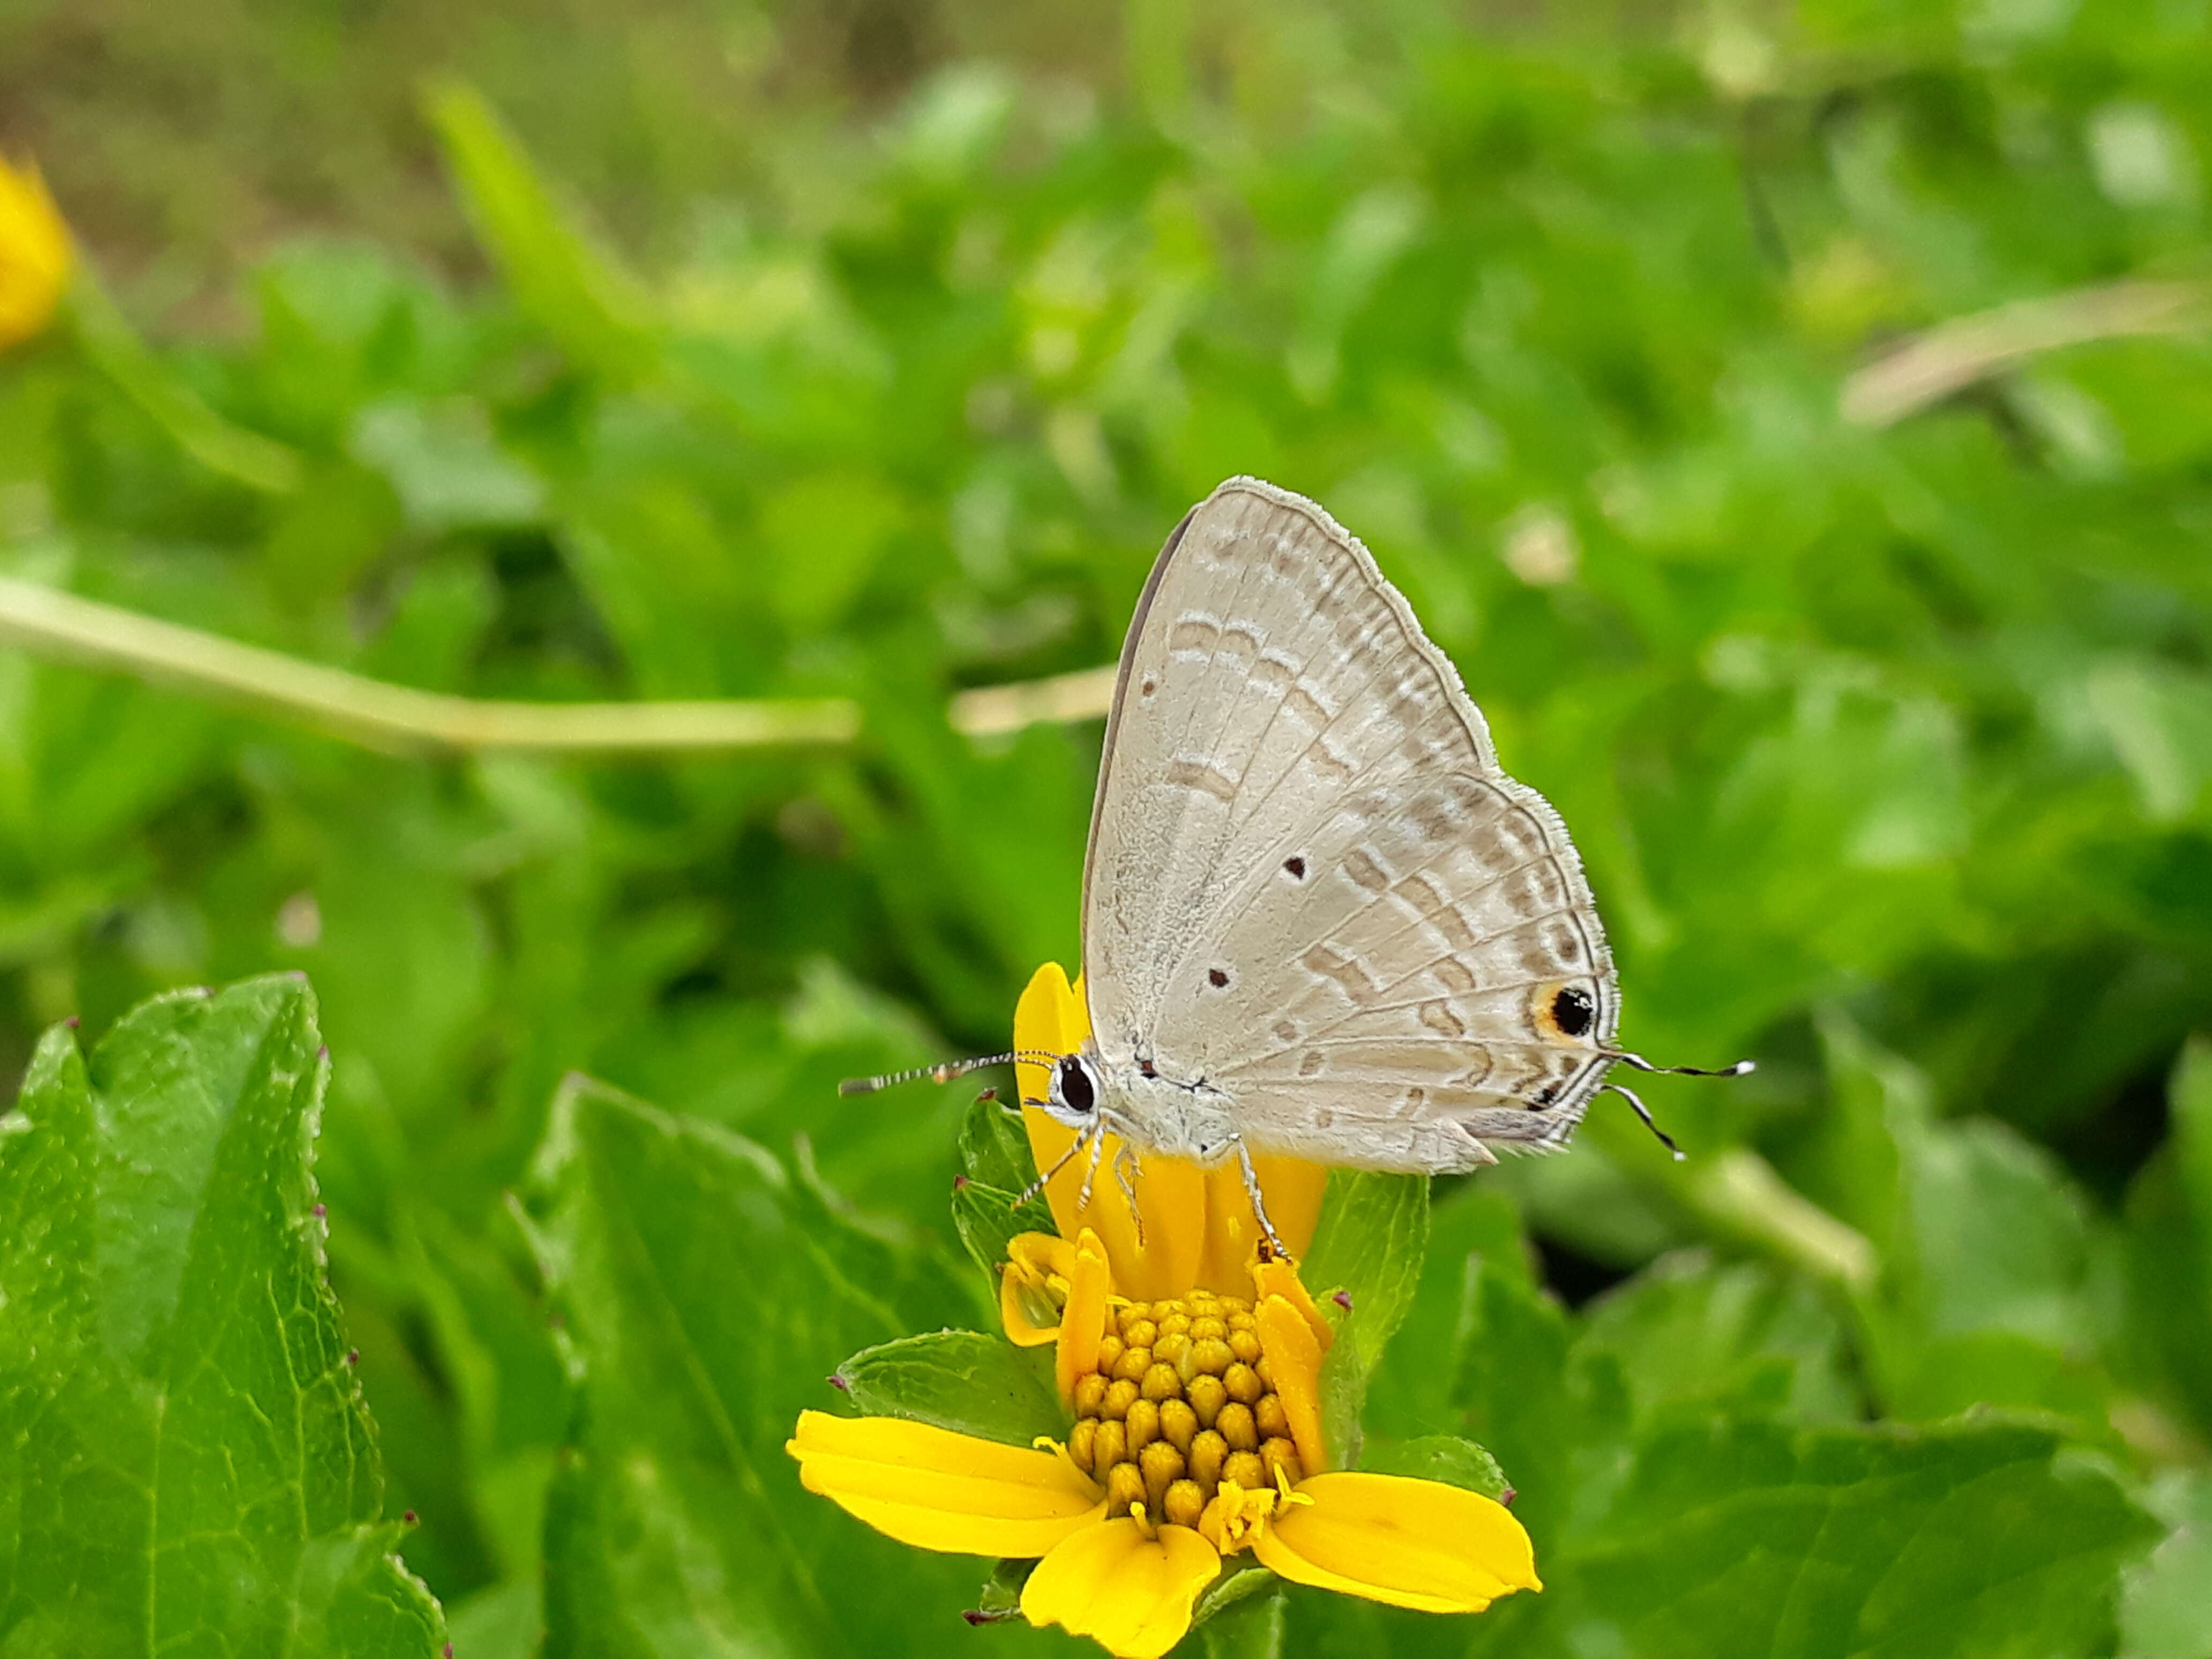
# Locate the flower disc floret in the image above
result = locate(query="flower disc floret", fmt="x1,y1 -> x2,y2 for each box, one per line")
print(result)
1067,1292 -> 1306,1523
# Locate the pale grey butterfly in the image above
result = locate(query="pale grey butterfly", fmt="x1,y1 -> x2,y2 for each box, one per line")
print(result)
846,477 -> 1748,1249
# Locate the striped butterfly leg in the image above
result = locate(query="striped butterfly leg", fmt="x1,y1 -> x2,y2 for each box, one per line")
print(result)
1230,1135 -> 1288,1260
1017,1119 -> 1098,1209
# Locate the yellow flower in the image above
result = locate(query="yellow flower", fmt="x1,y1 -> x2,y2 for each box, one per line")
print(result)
1012,960 -> 1328,1299
0,155 -> 71,351
793,1235 -> 1536,1656
788,965 -> 1539,1658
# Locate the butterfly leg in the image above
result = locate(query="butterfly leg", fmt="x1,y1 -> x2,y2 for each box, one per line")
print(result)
1230,1136 -> 1287,1260
1016,1121 -> 1094,1208
1112,1142 -> 1146,1248
1077,1126 -> 1109,1210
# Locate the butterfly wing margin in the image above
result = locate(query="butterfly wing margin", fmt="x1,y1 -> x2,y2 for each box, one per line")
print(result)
1205,1077 -> 1606,1173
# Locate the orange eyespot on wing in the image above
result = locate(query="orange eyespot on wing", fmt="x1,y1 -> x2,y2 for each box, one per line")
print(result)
1528,981 -> 1598,1045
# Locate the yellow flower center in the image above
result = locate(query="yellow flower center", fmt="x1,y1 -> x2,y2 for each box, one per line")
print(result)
1062,1292 -> 1307,1534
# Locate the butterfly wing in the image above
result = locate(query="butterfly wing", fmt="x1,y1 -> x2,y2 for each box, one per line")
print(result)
1081,477 -> 1617,1171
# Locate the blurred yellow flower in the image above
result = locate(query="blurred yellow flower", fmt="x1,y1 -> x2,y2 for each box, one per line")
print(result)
0,155 -> 71,350
787,964 -> 1538,1658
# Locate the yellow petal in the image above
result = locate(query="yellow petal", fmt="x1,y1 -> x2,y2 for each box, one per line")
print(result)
1194,1152 -> 1328,1292
1010,1231 -> 1078,1277
1251,1257 -> 1335,1354
1000,1231 -> 1077,1347
1019,965 -> 1199,1298
1056,1227 -> 1112,1403
1253,1295 -> 1327,1476
999,1266 -> 1061,1347
1255,1472 -> 1540,1613
0,156 -> 70,350
1020,1518 -> 1221,1659
1014,962 -> 1326,1298
787,1411 -> 1103,1558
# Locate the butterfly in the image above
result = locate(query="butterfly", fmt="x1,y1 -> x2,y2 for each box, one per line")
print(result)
848,477 -> 1747,1248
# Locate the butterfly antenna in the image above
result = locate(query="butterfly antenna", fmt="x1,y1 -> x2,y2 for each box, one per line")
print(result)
1598,1081 -> 1685,1162
1603,1049 -> 1756,1080
838,1050 -> 1058,1096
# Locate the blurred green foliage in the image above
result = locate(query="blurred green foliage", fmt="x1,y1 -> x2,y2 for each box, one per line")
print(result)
3,0 -> 2212,1653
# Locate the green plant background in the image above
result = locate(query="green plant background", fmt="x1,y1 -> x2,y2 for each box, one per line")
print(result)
2,2 -> 2211,1654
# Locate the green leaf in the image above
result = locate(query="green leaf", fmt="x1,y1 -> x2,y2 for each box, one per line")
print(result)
2121,1471 -> 2212,1659
1575,1250 -> 1857,1429
1572,1419 -> 2159,1659
1362,1182 -> 1527,1440
420,77 -> 654,379
833,1329 -> 1062,1448
2171,1037 -> 2212,1298
1881,1329 -> 2118,1444
1451,1261 -> 1593,1544
0,975 -> 444,1654
760,470 -> 908,634
348,396 -> 545,533
1198,1583 -> 1285,1659
2123,1042 -> 2212,1440
1896,1117 -> 2092,1350
527,1074 -> 987,1658
959,1089 -> 1036,1192
1358,1434 -> 1512,1503
951,1176 -> 1056,1283
2120,1147 -> 2212,1441
1300,1170 -> 1428,1468
66,273 -> 306,493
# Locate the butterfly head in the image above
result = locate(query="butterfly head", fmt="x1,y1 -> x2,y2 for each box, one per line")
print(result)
1039,1050 -> 1105,1133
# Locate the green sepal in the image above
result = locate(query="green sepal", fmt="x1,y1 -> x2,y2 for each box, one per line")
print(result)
953,1176 -> 1057,1283
833,1328 -> 1064,1448
960,1089 -> 1038,1191
1298,1170 -> 1429,1469
1195,1576 -> 1283,1658
971,1556 -> 1035,1621
1357,1434 -> 1513,1502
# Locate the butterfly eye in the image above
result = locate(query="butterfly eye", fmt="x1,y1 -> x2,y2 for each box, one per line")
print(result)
1057,1056 -> 1096,1116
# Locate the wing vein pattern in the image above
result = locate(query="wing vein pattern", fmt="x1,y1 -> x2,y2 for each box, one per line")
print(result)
1079,478 -> 1622,1174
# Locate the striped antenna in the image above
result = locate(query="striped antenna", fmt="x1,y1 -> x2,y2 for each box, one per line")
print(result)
1592,1048 -> 1755,1163
1604,1050 -> 1755,1079
1598,1081 -> 1685,1161
837,1050 -> 1058,1096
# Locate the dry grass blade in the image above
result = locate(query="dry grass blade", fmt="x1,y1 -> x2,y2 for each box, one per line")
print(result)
1841,278 -> 2212,428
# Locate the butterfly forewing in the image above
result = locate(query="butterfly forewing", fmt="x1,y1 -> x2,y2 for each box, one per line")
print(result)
1081,477 -> 1620,1171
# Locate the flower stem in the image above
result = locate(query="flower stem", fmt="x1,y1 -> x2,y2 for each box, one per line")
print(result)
1682,1148 -> 1878,1292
